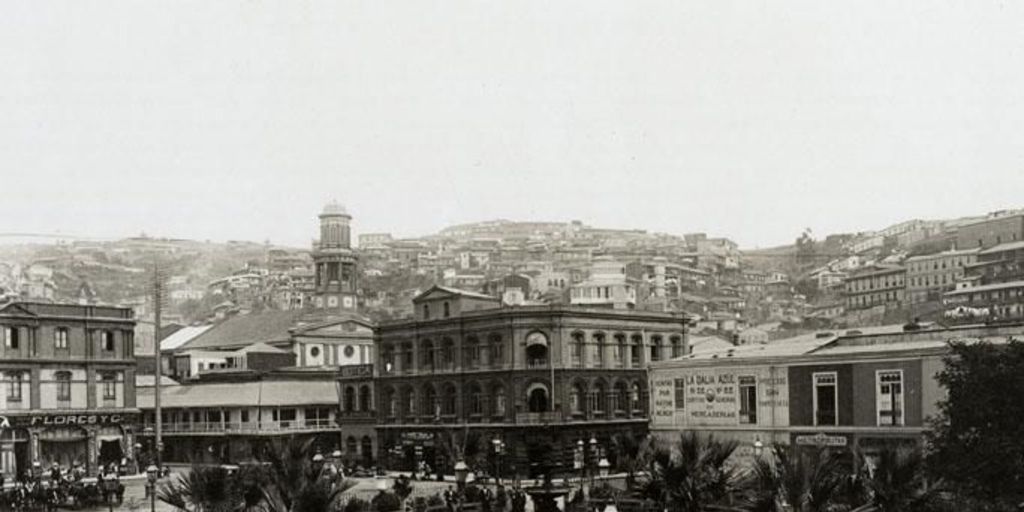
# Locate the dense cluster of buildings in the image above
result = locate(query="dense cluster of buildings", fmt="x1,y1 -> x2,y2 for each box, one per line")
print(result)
5,205 -> 1024,481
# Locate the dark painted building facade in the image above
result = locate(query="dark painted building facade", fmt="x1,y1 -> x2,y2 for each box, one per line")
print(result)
374,286 -> 688,477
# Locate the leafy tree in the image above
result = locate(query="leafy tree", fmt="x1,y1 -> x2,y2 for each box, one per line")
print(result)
926,339 -> 1024,510
261,438 -> 356,512
856,447 -> 946,512
638,432 -> 739,512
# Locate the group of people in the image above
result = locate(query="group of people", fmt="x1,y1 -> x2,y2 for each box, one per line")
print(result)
0,461 -> 126,510
438,483 -> 528,512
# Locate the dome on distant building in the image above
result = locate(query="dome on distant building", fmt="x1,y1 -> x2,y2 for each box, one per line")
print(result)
321,201 -> 349,216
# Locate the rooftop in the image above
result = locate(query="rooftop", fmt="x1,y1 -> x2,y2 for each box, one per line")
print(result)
136,378 -> 337,409
979,241 -> 1024,255
945,279 -> 1024,295
178,310 -> 306,351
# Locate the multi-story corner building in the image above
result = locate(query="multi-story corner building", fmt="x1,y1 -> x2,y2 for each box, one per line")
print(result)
373,286 -> 687,477
648,322 -> 1024,469
0,302 -> 138,478
137,368 -> 340,465
844,265 -> 906,311
905,248 -> 979,304
943,242 -> 1024,321
955,213 -> 1024,250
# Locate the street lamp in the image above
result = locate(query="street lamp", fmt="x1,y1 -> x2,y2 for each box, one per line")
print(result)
491,436 -> 505,485
597,458 -> 610,478
454,460 -> 469,492
146,464 -> 159,512
753,437 -> 764,459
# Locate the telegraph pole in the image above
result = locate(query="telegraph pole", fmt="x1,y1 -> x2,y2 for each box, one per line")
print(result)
153,261 -> 164,474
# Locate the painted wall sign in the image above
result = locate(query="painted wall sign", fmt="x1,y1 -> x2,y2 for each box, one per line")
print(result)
650,365 -> 790,428
32,414 -> 123,426
795,433 -> 848,447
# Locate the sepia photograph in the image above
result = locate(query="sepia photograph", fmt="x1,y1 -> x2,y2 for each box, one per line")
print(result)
2,1 -> 1024,511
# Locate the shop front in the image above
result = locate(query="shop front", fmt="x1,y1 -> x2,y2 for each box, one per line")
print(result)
1,412 -> 138,477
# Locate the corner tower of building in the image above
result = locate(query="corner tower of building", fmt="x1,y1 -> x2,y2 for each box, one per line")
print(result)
312,201 -> 359,311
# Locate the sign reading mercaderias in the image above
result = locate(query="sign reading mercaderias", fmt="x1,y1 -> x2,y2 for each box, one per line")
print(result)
685,370 -> 739,425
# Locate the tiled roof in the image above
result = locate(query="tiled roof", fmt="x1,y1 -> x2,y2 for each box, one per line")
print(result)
136,379 -> 336,409
232,342 -> 290,355
134,375 -> 180,387
178,310 -> 306,351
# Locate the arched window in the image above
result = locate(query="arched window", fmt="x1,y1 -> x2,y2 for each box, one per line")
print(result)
614,381 -> 629,413
592,382 -> 607,415
492,384 -> 507,417
571,332 -> 585,367
490,335 -> 504,367
423,385 -> 438,419
401,342 -> 413,371
344,386 -> 356,412
421,339 -> 435,371
358,385 -> 372,412
670,336 -> 683,358
650,335 -> 663,362
441,383 -> 457,416
630,334 -> 643,366
384,387 -> 397,417
467,383 -> 483,416
570,382 -> 586,415
55,371 -> 72,402
401,386 -> 415,419
440,338 -> 455,370
593,332 -> 606,367
464,337 -> 480,369
527,384 -> 549,413
613,334 -> 626,368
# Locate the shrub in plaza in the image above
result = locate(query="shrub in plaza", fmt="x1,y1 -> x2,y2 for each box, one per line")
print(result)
637,432 -> 740,512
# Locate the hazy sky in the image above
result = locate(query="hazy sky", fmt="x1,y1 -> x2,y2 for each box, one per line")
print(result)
3,1 -> 1024,249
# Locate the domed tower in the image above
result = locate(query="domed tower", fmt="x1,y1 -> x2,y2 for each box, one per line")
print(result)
312,201 -> 359,311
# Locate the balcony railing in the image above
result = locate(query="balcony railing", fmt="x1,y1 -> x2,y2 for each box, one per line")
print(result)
143,420 -> 336,434
526,359 -> 548,369
515,411 -> 561,424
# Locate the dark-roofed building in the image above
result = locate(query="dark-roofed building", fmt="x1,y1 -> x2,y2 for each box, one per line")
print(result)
137,368 -> 341,465
374,287 -> 688,478
844,265 -> 906,311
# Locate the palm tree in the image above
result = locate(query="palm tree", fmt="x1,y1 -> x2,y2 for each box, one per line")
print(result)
851,447 -> 947,512
610,433 -> 653,490
157,464 -> 265,512
638,432 -> 740,512
739,445 -> 848,512
261,438 -> 356,512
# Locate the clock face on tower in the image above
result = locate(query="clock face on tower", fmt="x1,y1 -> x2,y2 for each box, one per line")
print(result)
526,331 -> 548,346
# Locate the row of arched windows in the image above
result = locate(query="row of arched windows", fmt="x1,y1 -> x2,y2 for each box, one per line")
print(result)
380,335 -> 506,374
341,384 -> 373,413
569,332 -> 683,368
380,382 -> 508,419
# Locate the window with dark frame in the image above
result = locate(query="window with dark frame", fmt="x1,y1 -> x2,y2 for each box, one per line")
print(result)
101,373 -> 117,400
739,376 -> 757,424
56,371 -> 72,401
54,327 -> 69,349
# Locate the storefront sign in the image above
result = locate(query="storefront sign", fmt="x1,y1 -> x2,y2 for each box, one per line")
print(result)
400,431 -> 433,442
795,433 -> 848,447
685,370 -> 739,426
4,411 -> 126,428
650,378 -> 676,425
338,364 -> 373,378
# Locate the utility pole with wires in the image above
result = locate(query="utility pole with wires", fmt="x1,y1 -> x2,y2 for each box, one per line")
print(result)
152,260 -> 165,474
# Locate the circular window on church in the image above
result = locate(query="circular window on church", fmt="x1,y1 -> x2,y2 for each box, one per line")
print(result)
328,297 -> 339,307
344,346 -> 355,358
310,346 -> 321,357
